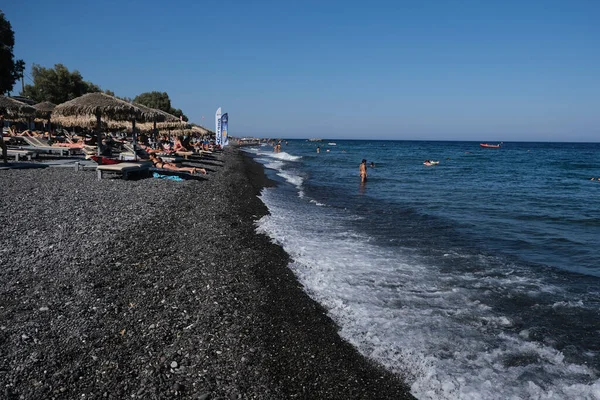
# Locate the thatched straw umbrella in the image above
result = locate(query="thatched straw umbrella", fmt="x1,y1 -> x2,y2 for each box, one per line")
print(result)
33,101 -> 56,115
0,95 -> 36,119
191,125 -> 208,135
53,93 -> 159,156
131,103 -> 172,140
0,95 -> 36,163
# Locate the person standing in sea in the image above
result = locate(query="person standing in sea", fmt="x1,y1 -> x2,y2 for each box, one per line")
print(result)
360,159 -> 368,183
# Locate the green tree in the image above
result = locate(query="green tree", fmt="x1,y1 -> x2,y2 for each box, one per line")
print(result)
170,108 -> 188,122
133,91 -> 172,112
21,63 -> 102,104
134,91 -> 188,121
0,10 -> 24,94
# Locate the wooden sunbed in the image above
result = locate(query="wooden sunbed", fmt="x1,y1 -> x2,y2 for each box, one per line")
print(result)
96,162 -> 152,180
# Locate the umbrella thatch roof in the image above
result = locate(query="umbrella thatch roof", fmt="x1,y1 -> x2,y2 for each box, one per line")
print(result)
33,101 -> 56,114
0,95 -> 36,118
51,114 -> 128,130
191,125 -> 208,135
136,107 -> 182,131
132,103 -> 172,123
158,128 -> 193,136
53,92 -> 160,122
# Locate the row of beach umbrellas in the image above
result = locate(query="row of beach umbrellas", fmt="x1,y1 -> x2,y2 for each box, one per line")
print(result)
0,93 -> 202,155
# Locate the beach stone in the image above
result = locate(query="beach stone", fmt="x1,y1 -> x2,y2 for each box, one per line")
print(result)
0,148 -> 414,400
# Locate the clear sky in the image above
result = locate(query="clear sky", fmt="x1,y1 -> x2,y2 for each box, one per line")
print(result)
4,0 -> 599,141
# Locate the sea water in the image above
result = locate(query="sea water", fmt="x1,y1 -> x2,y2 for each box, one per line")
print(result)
244,140 -> 600,399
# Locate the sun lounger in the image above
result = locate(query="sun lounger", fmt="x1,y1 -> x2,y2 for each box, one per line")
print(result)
175,151 -> 193,159
19,136 -> 75,156
96,162 -> 152,180
118,152 -> 183,164
7,149 -> 36,161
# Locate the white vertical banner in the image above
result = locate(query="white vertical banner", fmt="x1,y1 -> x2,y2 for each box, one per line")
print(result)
215,107 -> 222,146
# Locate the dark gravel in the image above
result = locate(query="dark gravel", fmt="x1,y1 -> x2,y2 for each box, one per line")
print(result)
0,147 -> 414,399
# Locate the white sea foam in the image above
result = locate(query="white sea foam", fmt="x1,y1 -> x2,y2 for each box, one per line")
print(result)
552,300 -> 585,309
243,147 -> 302,161
258,150 -> 302,161
277,171 -> 303,188
261,159 -> 284,171
255,187 -> 600,400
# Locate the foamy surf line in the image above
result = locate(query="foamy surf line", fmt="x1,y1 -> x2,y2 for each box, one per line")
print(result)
254,185 -> 600,400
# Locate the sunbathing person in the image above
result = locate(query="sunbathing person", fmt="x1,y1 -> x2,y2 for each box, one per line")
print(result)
173,136 -> 189,152
137,142 -> 162,155
149,154 -> 206,174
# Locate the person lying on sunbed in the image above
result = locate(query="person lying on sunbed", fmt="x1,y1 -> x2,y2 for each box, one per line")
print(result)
173,136 -> 189,152
149,154 -> 206,174
137,142 -> 161,155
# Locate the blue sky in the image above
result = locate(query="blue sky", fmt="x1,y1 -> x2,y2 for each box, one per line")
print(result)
4,0 -> 599,141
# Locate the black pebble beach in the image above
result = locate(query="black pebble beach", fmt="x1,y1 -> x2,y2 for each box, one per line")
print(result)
0,147 -> 414,399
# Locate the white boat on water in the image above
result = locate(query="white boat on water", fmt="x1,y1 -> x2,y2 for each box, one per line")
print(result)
328,142 -> 337,146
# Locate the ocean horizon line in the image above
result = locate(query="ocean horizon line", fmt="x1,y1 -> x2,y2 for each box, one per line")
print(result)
238,137 -> 600,144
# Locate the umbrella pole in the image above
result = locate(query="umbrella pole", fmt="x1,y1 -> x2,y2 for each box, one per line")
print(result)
153,120 -> 157,146
96,111 -> 102,156
47,116 -> 51,142
1,115 -> 7,164
132,118 -> 137,161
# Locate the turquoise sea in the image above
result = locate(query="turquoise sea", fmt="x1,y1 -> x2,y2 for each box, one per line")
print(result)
244,140 -> 600,399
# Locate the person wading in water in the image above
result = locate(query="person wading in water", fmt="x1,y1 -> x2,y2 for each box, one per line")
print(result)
359,159 -> 368,183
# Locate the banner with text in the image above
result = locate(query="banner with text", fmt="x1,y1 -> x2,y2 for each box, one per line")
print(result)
215,107 -> 222,146
221,113 -> 228,146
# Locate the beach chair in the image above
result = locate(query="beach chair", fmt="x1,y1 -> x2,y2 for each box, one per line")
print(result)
175,151 -> 193,159
19,136 -> 74,156
6,149 -> 36,161
96,162 -> 152,180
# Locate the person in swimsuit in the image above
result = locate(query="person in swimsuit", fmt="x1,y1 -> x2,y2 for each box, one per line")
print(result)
173,136 -> 188,152
360,159 -> 368,183
149,154 -> 206,174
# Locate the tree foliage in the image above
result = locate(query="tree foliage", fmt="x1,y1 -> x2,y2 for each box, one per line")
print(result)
104,89 -> 131,103
0,10 -> 24,94
133,91 -> 188,121
21,63 -> 102,104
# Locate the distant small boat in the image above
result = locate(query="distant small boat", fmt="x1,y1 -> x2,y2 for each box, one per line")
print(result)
480,143 -> 501,148
328,142 -> 337,146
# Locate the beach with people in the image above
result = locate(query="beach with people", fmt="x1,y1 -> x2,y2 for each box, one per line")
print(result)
3,1 -> 599,398
0,146 -> 413,399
